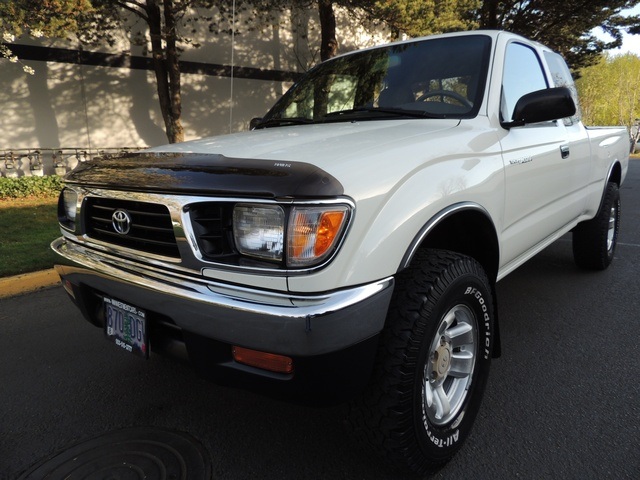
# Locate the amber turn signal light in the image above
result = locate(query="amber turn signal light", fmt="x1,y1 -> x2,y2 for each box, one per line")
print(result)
233,346 -> 294,374
287,206 -> 349,267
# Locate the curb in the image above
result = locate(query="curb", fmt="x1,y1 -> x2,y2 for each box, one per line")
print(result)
0,269 -> 59,299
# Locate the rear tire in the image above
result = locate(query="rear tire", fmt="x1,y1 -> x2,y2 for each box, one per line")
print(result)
350,249 -> 494,475
573,182 -> 620,270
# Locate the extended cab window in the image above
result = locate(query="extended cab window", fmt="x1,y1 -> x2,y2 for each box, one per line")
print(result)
544,50 -> 581,125
501,43 -> 548,123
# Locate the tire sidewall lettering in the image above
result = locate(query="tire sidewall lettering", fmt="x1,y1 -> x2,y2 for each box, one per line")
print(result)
464,285 -> 493,360
352,250 -> 495,473
416,274 -> 493,454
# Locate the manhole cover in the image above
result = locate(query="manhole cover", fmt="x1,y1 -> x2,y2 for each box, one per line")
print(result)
19,427 -> 211,480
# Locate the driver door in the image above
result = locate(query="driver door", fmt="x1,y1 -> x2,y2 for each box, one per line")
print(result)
499,42 -> 585,266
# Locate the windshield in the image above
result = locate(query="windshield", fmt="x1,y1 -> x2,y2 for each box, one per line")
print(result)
258,35 -> 492,128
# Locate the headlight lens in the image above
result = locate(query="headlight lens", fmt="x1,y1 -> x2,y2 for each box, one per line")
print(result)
58,188 -> 78,230
233,204 -> 285,261
232,203 -> 350,268
62,189 -> 77,221
287,206 -> 348,267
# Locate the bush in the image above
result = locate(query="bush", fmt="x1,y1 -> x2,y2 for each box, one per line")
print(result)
0,175 -> 63,199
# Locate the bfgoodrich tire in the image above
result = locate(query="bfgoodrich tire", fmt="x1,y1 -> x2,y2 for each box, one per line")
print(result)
573,182 -> 620,270
350,249 -> 494,475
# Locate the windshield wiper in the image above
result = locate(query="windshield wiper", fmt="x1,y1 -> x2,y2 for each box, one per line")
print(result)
253,117 -> 315,129
323,107 -> 443,119
255,108 -> 441,129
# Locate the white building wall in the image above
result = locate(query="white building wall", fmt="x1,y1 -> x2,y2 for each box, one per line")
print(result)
0,4 -> 388,175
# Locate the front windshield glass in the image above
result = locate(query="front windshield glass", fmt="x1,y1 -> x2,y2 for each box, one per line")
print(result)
259,35 -> 491,127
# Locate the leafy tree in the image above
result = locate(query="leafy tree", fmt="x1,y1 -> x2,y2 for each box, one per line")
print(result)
349,1 -> 640,71
354,0 -> 479,38
0,0 -> 92,36
478,1 -> 640,71
0,0 -> 93,74
576,53 -> 640,128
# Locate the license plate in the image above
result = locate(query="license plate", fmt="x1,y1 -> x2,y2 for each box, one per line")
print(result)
104,296 -> 148,358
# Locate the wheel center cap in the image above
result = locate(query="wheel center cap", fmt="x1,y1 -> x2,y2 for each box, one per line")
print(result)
431,338 -> 452,381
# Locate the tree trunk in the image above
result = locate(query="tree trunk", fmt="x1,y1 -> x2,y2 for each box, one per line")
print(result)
163,0 -> 183,143
480,0 -> 499,29
145,0 -> 183,143
318,0 -> 337,61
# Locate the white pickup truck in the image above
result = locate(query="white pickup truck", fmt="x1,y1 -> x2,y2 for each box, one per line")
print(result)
52,30 -> 629,474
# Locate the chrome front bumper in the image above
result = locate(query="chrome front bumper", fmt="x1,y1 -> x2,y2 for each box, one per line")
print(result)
51,237 -> 394,357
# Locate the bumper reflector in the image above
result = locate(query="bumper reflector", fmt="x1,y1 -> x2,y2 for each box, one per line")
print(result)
62,279 -> 76,300
233,346 -> 294,374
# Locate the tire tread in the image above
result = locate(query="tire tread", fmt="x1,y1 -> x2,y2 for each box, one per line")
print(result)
348,249 -> 490,475
573,182 -> 620,270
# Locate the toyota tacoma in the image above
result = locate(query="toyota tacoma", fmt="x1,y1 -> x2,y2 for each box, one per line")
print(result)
52,30 -> 629,474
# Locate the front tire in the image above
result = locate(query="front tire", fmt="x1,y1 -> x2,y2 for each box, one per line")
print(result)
350,249 -> 494,475
573,182 -> 620,270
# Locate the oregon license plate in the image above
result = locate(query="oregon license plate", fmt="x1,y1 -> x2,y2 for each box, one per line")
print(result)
104,296 -> 148,358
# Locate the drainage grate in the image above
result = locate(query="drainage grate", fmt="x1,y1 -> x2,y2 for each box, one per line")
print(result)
19,427 -> 212,479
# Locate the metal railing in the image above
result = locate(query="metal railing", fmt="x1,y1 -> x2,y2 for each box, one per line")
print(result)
1,147 -> 146,178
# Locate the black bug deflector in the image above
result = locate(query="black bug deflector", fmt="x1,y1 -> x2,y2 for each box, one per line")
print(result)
64,151 -> 344,198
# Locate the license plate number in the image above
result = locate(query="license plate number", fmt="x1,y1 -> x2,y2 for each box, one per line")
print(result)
104,297 -> 148,358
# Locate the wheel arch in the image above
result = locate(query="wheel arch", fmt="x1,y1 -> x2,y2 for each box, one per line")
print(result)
398,203 -> 502,358
607,160 -> 622,187
399,203 -> 500,283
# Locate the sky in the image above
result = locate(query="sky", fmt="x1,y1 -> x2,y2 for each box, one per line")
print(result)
598,4 -> 640,55
619,33 -> 640,55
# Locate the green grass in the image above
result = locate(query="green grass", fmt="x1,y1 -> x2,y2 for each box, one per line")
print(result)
0,197 -> 60,277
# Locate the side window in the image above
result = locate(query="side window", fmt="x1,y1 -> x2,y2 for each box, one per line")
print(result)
501,42 -> 548,122
544,51 -> 581,125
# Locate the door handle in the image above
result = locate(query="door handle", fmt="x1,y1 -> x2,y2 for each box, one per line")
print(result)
560,145 -> 570,159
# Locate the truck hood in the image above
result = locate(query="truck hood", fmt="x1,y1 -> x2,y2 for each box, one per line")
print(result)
65,120 -> 460,198
153,119 -> 460,164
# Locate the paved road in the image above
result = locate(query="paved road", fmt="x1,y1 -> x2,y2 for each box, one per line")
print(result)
1,161 -> 639,479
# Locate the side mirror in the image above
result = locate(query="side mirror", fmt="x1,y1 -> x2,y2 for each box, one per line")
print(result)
502,87 -> 576,129
250,117 -> 263,130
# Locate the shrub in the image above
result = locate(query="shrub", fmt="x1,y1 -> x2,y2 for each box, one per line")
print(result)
0,175 -> 63,199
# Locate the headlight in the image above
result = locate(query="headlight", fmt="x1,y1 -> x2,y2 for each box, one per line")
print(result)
287,206 -> 349,267
233,204 -> 285,261
232,203 -> 350,268
58,188 -> 78,230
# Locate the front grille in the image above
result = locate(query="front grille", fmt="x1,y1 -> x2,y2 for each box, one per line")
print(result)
188,203 -> 235,259
84,197 -> 180,258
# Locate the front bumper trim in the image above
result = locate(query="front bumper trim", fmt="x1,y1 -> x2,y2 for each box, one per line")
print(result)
52,237 -> 394,357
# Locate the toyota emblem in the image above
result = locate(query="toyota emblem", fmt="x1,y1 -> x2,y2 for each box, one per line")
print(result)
112,209 -> 132,235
